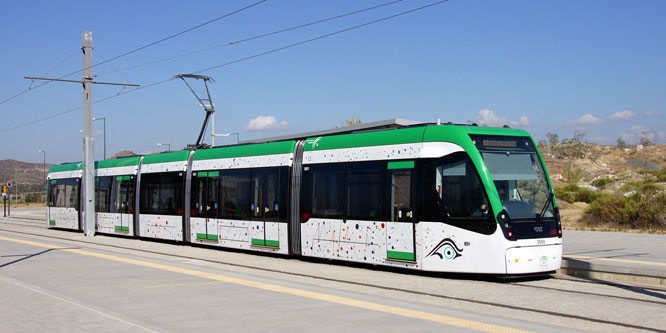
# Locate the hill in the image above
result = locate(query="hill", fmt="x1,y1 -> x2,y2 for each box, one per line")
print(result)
540,143 -> 666,232
0,159 -> 52,186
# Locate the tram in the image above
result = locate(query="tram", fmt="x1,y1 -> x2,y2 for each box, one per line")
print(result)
47,120 -> 562,275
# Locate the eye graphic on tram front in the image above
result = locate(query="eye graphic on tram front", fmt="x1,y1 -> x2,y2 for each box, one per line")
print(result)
426,238 -> 463,260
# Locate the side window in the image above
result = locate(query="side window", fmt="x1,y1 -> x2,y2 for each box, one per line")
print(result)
220,169 -> 251,220
48,180 -> 57,207
66,179 -> 80,209
433,153 -> 489,220
95,176 -> 112,212
50,178 -> 80,209
140,172 -> 183,215
251,169 -> 265,218
278,167 -> 289,222
310,164 -> 345,219
264,168 -> 279,220
346,162 -> 382,220
191,173 -> 206,218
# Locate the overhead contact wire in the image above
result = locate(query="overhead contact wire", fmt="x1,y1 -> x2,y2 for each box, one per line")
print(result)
0,0 -> 448,133
96,0 -> 404,77
0,0 -> 268,106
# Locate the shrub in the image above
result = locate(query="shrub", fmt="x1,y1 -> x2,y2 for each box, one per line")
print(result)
24,192 -> 41,203
591,177 -> 613,188
554,184 -> 600,203
555,185 -> 577,203
584,191 -> 666,230
648,169 -> 666,182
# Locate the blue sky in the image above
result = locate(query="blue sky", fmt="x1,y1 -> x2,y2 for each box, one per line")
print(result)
1,0 -> 665,164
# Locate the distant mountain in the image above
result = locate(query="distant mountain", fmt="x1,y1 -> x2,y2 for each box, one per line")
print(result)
0,150 -> 138,188
0,159 -> 52,185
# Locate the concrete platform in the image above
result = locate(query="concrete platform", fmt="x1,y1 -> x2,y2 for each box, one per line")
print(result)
561,230 -> 666,286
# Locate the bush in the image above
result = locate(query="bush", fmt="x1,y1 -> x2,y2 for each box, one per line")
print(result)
554,184 -> 601,203
584,191 -> 666,230
24,192 -> 42,203
648,169 -> 666,182
591,177 -> 613,188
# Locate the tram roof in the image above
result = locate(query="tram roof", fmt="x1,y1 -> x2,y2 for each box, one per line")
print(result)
237,118 -> 424,145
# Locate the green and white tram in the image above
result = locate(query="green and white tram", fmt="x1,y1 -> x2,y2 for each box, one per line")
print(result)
47,120 -> 562,275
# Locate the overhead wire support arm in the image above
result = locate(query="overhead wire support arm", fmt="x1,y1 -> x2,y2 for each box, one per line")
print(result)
174,74 -> 216,148
24,76 -> 140,87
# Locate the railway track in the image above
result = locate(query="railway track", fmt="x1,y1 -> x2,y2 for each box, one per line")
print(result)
1,219 -> 664,332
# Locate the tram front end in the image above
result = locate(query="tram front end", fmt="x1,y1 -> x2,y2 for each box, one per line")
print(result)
472,134 -> 562,274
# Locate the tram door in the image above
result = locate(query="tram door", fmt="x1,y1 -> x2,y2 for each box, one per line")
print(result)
386,164 -> 415,262
194,171 -> 219,240
250,169 -> 280,248
115,176 -> 134,233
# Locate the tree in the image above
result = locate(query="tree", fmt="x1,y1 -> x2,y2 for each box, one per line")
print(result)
343,117 -> 362,126
333,117 -> 362,128
616,137 -> 627,149
546,132 -> 559,145
639,132 -> 653,146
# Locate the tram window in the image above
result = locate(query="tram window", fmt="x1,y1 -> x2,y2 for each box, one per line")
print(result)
110,176 -> 134,214
140,172 -> 183,215
191,173 -> 206,218
310,164 -> 345,219
95,176 -> 112,212
432,153 -> 489,221
346,162 -> 382,220
278,167 -> 289,222
206,174 -> 219,218
50,178 -> 80,209
251,169 -> 266,218
390,169 -> 413,222
264,168 -> 280,220
220,169 -> 251,220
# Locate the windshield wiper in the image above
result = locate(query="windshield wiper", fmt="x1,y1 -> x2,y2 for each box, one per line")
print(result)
537,191 -> 554,222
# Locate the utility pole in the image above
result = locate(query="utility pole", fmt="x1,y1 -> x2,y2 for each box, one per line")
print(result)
24,31 -> 138,237
82,31 -> 95,237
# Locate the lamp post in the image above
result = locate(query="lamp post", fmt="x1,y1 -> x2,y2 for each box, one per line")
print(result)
93,117 -> 106,160
215,132 -> 239,144
38,149 -> 46,203
157,143 -> 171,152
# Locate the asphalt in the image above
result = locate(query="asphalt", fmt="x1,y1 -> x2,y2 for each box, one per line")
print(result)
3,207 -> 665,286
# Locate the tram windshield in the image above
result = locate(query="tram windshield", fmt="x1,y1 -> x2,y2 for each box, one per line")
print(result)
472,135 -> 554,220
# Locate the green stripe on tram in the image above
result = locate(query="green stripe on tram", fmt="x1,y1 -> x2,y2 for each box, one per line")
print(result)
114,226 -> 129,231
304,127 -> 425,151
142,151 -> 190,165
49,220 -> 56,225
196,233 -> 218,241
387,161 -> 414,169
116,175 -> 131,181
387,251 -> 415,261
251,238 -> 279,247
251,238 -> 265,246
193,141 -> 296,161
195,171 -> 220,178
96,156 -> 141,169
48,162 -> 83,173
